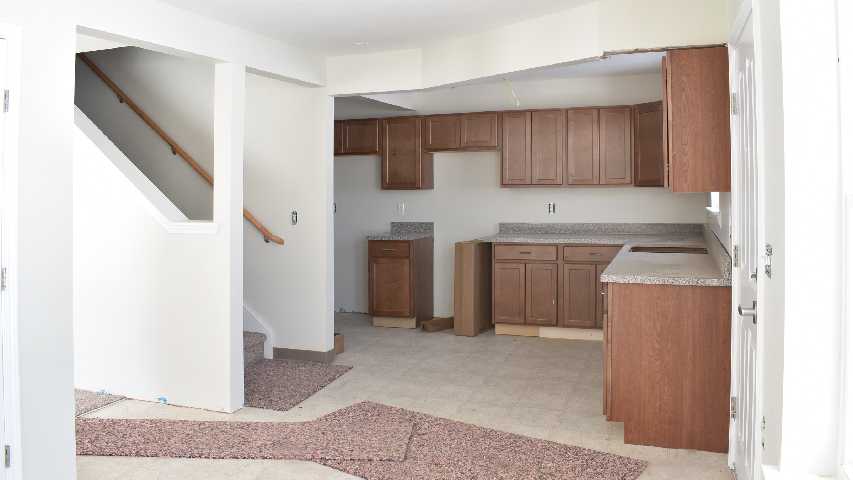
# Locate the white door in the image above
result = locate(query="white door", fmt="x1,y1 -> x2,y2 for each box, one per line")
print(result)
729,7 -> 761,480
0,36 -> 7,480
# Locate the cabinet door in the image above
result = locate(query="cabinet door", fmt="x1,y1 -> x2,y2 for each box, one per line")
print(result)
633,102 -> 664,186
493,263 -> 526,324
596,264 -> 607,328
382,118 -> 422,189
530,110 -> 565,185
666,47 -> 731,192
599,107 -> 633,185
424,115 -> 460,150
460,112 -> 499,149
500,111 -> 531,185
525,263 -> 558,326
334,121 -> 345,155
369,257 -> 412,317
566,109 -> 599,185
345,119 -> 380,155
560,263 -> 597,328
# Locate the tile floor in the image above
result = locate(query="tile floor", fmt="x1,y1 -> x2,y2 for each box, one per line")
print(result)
77,312 -> 732,479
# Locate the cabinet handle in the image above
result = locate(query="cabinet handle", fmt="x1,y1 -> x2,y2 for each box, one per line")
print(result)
519,251 -> 532,254
382,248 -> 395,252
589,252 -> 602,256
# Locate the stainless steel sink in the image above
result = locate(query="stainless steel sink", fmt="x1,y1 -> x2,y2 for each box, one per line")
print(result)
629,246 -> 708,254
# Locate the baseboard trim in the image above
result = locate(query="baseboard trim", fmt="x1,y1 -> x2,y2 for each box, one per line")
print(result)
495,323 -> 603,341
273,347 -> 336,364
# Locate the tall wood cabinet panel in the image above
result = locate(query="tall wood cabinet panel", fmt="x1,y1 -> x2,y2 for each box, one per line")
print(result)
633,102 -> 664,187
461,112 -> 499,149
525,263 -> 558,326
566,109 -> 600,185
560,264 -> 597,328
501,111 -> 532,185
382,117 -> 433,189
530,110 -> 565,185
599,107 -> 633,185
493,263 -> 526,324
423,115 -> 461,150
665,46 -> 731,192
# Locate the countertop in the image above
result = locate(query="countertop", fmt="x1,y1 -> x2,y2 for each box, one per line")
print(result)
480,224 -> 731,287
367,221 -> 434,241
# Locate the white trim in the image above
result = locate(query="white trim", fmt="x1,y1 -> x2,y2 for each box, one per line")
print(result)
840,0 -> 853,473
243,304 -> 274,359
0,23 -> 23,480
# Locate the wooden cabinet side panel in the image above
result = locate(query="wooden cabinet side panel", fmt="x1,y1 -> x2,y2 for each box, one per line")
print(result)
566,109 -> 600,185
493,262 -> 526,324
600,107 -> 633,185
412,237 -> 434,321
667,47 -> 732,192
525,263 -> 558,326
530,110 -> 565,185
334,121 -> 345,155
662,56 -> 671,189
501,112 -> 532,185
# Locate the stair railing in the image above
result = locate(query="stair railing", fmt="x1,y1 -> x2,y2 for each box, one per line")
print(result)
77,53 -> 284,245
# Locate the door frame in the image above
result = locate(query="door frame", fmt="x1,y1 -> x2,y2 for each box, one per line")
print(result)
728,0 -> 764,477
0,23 -> 23,480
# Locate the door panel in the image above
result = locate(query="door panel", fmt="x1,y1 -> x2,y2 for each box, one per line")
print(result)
460,112 -> 499,149
531,110 -> 565,185
334,121 -> 345,155
345,119 -> 380,155
525,263 -> 558,326
501,111 -> 531,185
382,118 -> 421,188
369,257 -> 412,317
600,107 -> 633,185
633,102 -> 664,186
493,263 -> 525,324
566,109 -> 599,185
424,115 -> 461,150
560,264 -> 596,328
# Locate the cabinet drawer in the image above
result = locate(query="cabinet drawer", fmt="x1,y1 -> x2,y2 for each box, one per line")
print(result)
369,241 -> 411,258
563,245 -> 621,263
494,245 -> 557,261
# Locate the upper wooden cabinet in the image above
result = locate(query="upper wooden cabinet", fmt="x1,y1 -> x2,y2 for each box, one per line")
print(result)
566,109 -> 600,185
335,119 -> 380,155
531,109 -> 565,185
460,112 -> 499,149
633,101 -> 665,187
501,111 -> 532,185
382,117 -> 433,190
664,46 -> 731,192
423,115 -> 461,150
599,107 -> 633,185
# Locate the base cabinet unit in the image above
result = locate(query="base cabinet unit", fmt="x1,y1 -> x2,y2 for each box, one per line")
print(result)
368,238 -> 434,321
382,117 -> 434,190
525,263 -> 558,326
605,283 -> 732,452
493,262 -> 526,324
560,264 -> 597,328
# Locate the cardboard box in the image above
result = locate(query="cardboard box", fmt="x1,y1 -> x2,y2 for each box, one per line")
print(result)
453,241 -> 492,336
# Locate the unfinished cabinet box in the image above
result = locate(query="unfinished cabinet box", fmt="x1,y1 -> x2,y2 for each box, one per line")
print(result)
633,101 -> 665,187
334,119 -> 381,155
531,109 -> 566,185
599,107 -> 633,185
500,111 -> 532,185
453,241 -> 493,336
664,46 -> 731,192
382,117 -> 433,189
460,112 -> 499,149
566,108 -> 600,185
368,238 -> 433,321
423,115 -> 461,150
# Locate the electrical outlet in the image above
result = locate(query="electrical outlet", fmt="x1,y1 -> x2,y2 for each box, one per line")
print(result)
545,202 -> 557,215
397,202 -> 406,216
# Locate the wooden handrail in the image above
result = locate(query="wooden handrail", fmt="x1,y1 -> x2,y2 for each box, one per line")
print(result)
77,53 -> 284,245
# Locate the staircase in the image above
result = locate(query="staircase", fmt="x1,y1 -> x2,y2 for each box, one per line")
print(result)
243,331 -> 266,366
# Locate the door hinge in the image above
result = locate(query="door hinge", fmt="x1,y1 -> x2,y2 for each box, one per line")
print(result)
730,396 -> 737,420
1,267 -> 7,291
2,89 -> 9,113
732,245 -> 739,268
764,244 -> 773,278
4,444 -> 10,468
730,92 -> 738,115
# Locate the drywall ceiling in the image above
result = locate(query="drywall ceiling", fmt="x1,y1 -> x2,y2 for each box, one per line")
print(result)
335,52 -> 665,119
160,0 -> 592,55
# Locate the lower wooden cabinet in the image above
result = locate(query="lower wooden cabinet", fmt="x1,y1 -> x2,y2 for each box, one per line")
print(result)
493,263 -> 526,324
525,263 -> 558,326
368,238 -> 434,320
560,264 -> 597,328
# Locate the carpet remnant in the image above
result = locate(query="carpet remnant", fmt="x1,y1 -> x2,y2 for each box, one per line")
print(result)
75,389 -> 125,417
244,358 -> 351,411
76,402 -> 413,461
320,404 -> 648,480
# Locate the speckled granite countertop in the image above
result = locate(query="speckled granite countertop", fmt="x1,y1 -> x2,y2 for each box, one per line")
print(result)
367,222 -> 434,241
480,223 -> 731,287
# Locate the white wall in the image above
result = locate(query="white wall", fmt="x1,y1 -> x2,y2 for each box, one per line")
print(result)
335,153 -> 707,316
75,48 -> 215,220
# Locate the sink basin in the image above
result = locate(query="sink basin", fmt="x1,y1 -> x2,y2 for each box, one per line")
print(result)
629,246 -> 708,254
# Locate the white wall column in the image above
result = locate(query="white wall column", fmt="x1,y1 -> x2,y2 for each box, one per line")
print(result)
213,62 -> 246,412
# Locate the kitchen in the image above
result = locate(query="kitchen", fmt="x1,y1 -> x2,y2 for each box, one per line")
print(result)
334,46 -> 732,458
